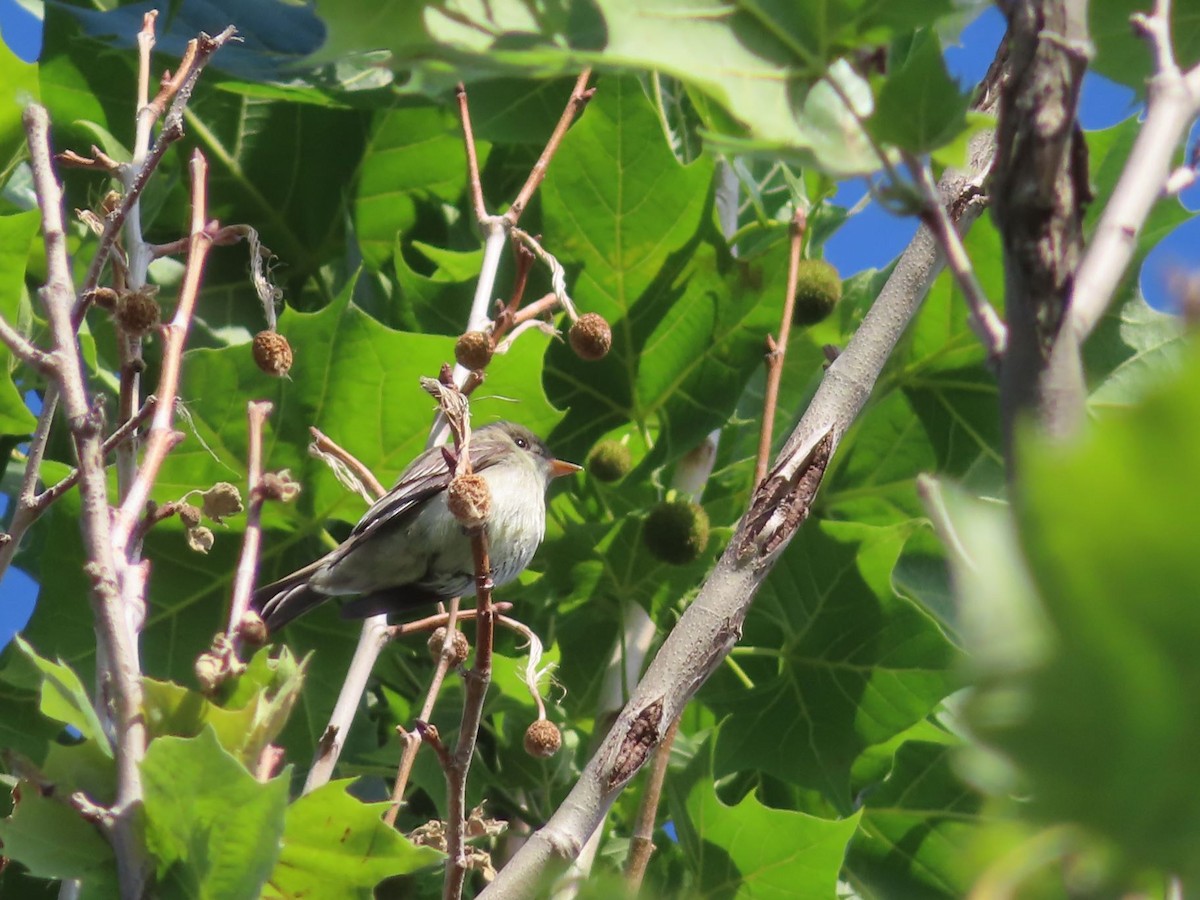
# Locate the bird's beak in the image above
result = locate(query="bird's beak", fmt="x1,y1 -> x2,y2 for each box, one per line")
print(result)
550,459 -> 583,479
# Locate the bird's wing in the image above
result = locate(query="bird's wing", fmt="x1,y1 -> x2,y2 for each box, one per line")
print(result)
348,437 -> 511,541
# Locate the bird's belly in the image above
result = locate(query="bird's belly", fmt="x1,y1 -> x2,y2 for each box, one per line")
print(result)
317,467 -> 545,600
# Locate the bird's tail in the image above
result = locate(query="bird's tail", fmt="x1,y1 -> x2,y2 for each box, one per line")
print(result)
254,561 -> 330,633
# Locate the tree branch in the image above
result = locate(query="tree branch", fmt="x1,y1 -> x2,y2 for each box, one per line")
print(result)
227,400 -> 273,646
1047,0 -> 1200,432
904,153 -> 1006,368
504,71 -> 594,226
991,0 -> 1089,450
754,209 -> 807,488
109,150 -> 214,556
24,103 -> 149,898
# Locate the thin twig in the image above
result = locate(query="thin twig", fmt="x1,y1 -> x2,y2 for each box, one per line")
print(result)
227,400 -> 274,646
505,71 -> 594,226
0,386 -> 58,582
25,103 -> 149,898
0,315 -> 56,373
109,150 -> 215,556
383,616 -> 461,828
904,153 -> 1006,366
33,397 -> 156,511
624,716 -> 680,890
754,210 -> 807,488
76,26 -> 237,313
308,426 -> 387,498
456,83 -> 488,227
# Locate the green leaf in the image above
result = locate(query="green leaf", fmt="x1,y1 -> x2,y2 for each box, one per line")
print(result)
142,728 -> 290,898
11,636 -> 110,756
142,647 -> 306,768
679,774 -> 862,897
1090,0 -> 1200,90
0,41 -> 38,183
0,209 -> 41,436
262,780 -> 442,898
971,342 -> 1200,878
0,786 -> 115,885
541,76 -> 787,459
354,103 -> 491,270
869,30 -> 971,155
702,521 -> 958,807
847,741 -> 992,899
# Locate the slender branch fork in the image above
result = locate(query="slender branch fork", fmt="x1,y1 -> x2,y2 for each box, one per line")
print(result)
305,71 -> 595,807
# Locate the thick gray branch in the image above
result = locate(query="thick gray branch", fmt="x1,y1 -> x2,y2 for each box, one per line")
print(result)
992,0 -> 1091,450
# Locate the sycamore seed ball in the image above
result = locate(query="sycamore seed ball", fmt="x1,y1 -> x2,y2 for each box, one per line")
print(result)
569,313 -> 612,361
791,259 -> 842,326
115,287 -> 161,336
454,331 -> 494,371
523,719 -> 563,758
427,627 -> 470,665
447,473 -> 491,528
253,330 -> 293,377
643,499 -> 710,566
586,439 -> 632,482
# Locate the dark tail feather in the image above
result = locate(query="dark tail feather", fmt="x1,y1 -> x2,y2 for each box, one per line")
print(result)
255,565 -> 331,633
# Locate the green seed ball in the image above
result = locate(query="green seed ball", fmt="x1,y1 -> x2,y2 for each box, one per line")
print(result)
586,440 -> 632,482
643,499 -> 710,566
792,259 -> 842,326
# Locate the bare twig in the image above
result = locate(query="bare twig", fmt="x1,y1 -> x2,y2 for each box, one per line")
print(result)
25,103 -> 149,898
755,210 -> 807,488
109,151 -> 215,556
382,610 -> 462,829
309,426 -> 387,500
0,386 -> 58,582
0,316 -> 56,373
1046,0 -> 1200,435
624,716 -> 680,890
227,401 -> 274,645
456,83 -> 489,227
33,397 -> 156,511
904,153 -> 1006,366
76,26 -> 237,312
505,71 -> 594,226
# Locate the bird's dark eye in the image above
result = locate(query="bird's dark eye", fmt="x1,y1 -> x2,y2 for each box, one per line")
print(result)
515,437 -> 529,449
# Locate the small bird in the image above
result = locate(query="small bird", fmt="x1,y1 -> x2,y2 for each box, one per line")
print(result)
255,421 -> 580,632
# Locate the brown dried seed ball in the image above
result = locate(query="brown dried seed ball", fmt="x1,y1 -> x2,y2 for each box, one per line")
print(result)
791,260 -> 843,326
447,473 -> 491,528
178,503 -> 202,529
186,525 -> 215,554
238,611 -> 268,646
454,331 -> 493,371
194,652 -> 222,693
115,287 -> 161,336
202,482 -> 244,524
568,313 -> 612,361
586,440 -> 632,482
427,626 -> 470,665
523,719 -> 562,758
260,470 -> 301,503
253,330 -> 293,377
643,499 -> 710,566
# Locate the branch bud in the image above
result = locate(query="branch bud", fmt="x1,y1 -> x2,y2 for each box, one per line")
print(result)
447,473 -> 491,528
